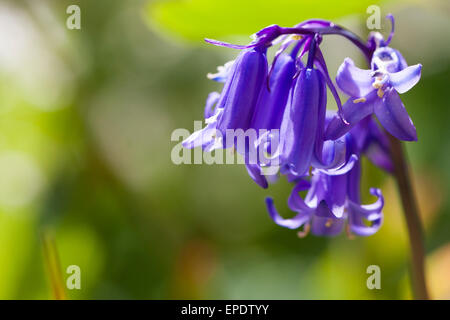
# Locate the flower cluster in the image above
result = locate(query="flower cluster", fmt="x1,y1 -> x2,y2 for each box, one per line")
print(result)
183,16 -> 421,237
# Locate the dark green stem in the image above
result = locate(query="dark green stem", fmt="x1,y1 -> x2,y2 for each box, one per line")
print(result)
388,135 -> 429,300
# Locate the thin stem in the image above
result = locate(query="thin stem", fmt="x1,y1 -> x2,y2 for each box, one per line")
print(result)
388,135 -> 429,300
306,34 -> 318,69
317,26 -> 374,61
207,22 -> 373,61
279,26 -> 372,60
41,230 -> 66,300
358,38 -> 428,299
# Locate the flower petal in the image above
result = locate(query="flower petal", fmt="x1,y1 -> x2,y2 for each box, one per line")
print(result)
245,164 -> 268,189
266,197 -> 312,230
372,47 -> 408,73
252,54 -> 295,130
364,124 -> 394,173
347,159 -> 361,203
365,143 -> 394,173
311,201 -> 345,236
324,91 -> 377,141
288,179 -> 313,213
183,107 -> 225,150
324,173 -> 347,218
348,188 -> 384,221
349,215 -> 383,236
281,68 -> 322,175
182,123 -> 218,150
374,88 -> 417,141
318,154 -> 358,176
204,92 -> 221,118
207,60 -> 236,83
313,62 -> 328,165
216,49 -> 268,133
348,116 -> 371,152
315,48 -> 344,122
336,58 -> 373,97
268,38 -> 303,87
312,139 -> 346,170
389,64 -> 422,94
351,117 -> 394,173
348,188 -> 384,237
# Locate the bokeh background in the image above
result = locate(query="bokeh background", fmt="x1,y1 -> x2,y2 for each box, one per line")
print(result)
0,0 -> 449,299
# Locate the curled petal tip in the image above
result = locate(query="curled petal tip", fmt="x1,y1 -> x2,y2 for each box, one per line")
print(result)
383,14 -> 395,46
246,163 -> 269,189
318,154 -> 358,176
266,196 -> 310,230
369,188 -> 382,198
339,112 -> 350,126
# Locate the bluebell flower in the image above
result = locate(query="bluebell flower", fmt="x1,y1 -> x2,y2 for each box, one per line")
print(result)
325,46 -> 422,141
266,111 -> 386,237
251,53 -> 296,132
279,66 -> 327,176
215,48 -> 268,137
182,15 -> 420,239
183,47 -> 268,152
266,155 -> 384,237
266,165 -> 384,237
245,53 -> 296,189
350,115 -> 394,173
182,99 -> 224,152
207,61 -> 235,83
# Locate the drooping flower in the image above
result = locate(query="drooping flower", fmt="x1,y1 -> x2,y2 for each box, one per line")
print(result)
181,15 -> 419,239
266,155 -> 384,237
182,93 -> 224,152
325,46 -> 422,142
279,66 -> 327,176
245,53 -> 296,188
350,115 -> 394,173
215,48 -> 268,138
251,53 -> 296,132
183,47 -> 268,152
266,111 -> 386,237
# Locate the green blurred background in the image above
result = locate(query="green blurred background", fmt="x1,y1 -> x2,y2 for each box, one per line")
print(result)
0,0 -> 449,299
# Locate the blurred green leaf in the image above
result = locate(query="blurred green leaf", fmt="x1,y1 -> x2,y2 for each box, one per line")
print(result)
146,0 -> 388,41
